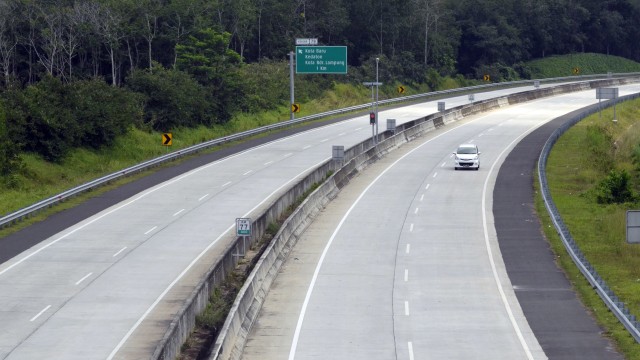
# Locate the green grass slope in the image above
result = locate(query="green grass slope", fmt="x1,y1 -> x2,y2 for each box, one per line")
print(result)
538,97 -> 640,358
524,53 -> 640,78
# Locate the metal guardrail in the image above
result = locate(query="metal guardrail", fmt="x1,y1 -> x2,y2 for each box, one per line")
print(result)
1,73 -> 639,229
538,91 -> 640,343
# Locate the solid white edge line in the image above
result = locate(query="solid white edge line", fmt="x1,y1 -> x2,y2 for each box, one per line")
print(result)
30,305 -> 51,322
481,121 -> 547,360
108,158 -> 330,360
75,272 -> 93,286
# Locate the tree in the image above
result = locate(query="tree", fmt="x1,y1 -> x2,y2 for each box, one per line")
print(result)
176,28 -> 243,122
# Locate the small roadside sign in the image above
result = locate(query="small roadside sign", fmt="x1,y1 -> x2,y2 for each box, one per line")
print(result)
291,103 -> 301,113
162,133 -> 172,146
572,67 -> 580,75
236,218 -> 251,236
397,86 -> 405,94
296,38 -> 318,46
483,74 -> 490,81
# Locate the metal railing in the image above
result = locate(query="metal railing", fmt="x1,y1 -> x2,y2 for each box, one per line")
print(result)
1,73 -> 638,229
538,91 -> 640,343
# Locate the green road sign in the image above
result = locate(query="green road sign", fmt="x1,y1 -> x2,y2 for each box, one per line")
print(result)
296,46 -> 347,74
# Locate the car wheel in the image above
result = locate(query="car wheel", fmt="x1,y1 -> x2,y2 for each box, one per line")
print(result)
454,167 -> 458,170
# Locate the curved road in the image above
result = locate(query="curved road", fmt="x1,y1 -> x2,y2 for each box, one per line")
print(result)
0,83 -> 580,359
242,86 -> 639,359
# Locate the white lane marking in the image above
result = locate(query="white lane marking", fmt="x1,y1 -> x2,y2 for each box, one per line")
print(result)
243,170 -> 253,176
468,139 -> 475,143
222,181 -> 232,187
479,133 -> 484,137
30,305 -> 51,322
113,247 -> 127,257
303,145 -> 311,150
488,128 -> 494,132
408,342 -> 414,360
425,184 -> 430,190
441,162 -> 446,167
449,154 -> 454,158
144,226 -> 157,235
110,157 -> 331,360
283,153 -> 293,157
406,244 -> 410,254
420,194 -> 424,202
264,161 -> 274,166
198,194 -> 209,201
355,127 -> 363,131
409,224 -> 414,232
338,132 -> 346,136
173,209 -> 185,216
432,172 -> 438,178
480,122 -> 546,360
320,138 -> 329,143
404,269 -> 408,282
414,208 -> 419,215
75,272 -> 93,286
405,301 -> 410,316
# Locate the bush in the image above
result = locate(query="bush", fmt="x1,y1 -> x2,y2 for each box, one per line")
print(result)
126,65 -> 212,131
0,101 -> 23,180
596,169 -> 635,204
70,79 -> 143,149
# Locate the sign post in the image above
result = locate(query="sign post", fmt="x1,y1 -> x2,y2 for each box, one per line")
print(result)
235,218 -> 252,258
596,87 -> 619,122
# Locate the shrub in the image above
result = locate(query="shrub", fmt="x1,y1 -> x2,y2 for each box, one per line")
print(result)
0,101 -> 23,180
70,79 -> 143,149
126,65 -> 211,131
596,169 -> 635,204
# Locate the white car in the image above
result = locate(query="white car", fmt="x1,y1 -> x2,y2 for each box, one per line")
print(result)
453,144 -> 480,170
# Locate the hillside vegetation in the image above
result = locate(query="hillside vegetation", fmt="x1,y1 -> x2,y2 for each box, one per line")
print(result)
524,53 -> 640,78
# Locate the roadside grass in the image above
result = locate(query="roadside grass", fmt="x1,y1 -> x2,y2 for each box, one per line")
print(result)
538,97 -> 640,357
525,53 -> 640,78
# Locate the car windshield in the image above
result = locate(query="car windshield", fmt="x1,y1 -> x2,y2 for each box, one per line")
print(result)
457,146 -> 477,154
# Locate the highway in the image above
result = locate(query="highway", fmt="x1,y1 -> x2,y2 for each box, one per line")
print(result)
0,82 -> 634,359
242,86 -> 640,359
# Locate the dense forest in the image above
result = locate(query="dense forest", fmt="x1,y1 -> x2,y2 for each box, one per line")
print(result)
1,0 -> 640,171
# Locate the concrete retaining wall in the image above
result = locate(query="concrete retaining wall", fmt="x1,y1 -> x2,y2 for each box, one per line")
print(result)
150,77 -> 640,360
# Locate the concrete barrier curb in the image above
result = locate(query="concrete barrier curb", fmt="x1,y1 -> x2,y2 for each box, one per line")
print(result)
150,77 -> 640,360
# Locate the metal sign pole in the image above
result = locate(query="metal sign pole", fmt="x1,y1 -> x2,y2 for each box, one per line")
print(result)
375,58 -> 379,143
290,51 -> 295,121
